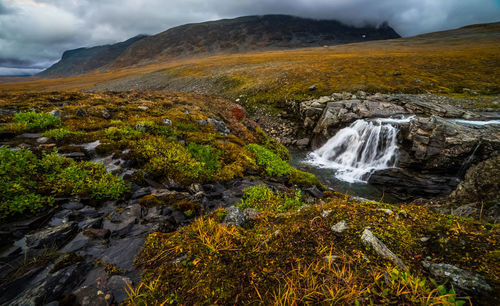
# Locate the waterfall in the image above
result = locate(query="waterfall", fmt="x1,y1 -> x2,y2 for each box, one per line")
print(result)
307,116 -> 414,183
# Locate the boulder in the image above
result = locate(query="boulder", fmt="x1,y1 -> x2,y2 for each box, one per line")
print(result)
224,206 -> 245,227
26,222 -> 78,249
361,228 -> 406,269
207,118 -> 230,135
331,220 -> 348,233
422,261 -> 491,294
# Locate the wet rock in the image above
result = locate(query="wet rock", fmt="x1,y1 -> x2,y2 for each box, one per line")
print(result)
26,222 -> 78,249
452,205 -> 478,219
73,286 -> 107,306
224,206 -> 245,226
0,131 -> 16,140
331,220 -> 348,233
369,168 -> 458,200
61,233 -> 89,253
83,229 -> 111,240
295,138 -> 310,148
207,118 -> 230,135
49,109 -> 61,119
361,228 -> 406,269
63,152 -> 87,161
9,263 -> 86,306
448,154 -> 500,206
100,237 -> 146,271
36,136 -> 49,144
62,201 -> 84,210
107,275 -> 132,303
422,261 -> 491,294
304,186 -> 325,198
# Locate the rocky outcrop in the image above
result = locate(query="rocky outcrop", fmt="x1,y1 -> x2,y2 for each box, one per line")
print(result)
448,154 -> 500,205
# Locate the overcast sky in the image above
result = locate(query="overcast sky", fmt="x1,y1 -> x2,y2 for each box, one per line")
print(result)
1,0 -> 499,76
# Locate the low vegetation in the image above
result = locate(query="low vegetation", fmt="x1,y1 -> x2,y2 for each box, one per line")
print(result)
129,195 -> 498,304
0,147 -> 128,220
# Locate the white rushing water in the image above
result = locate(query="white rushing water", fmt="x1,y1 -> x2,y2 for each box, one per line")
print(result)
307,116 -> 414,183
450,119 -> 500,126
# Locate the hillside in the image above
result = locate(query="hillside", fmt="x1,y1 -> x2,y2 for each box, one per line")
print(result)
38,35 -> 148,78
39,15 -> 400,78
1,22 -> 498,109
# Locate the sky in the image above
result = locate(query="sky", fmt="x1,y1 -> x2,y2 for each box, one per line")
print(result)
0,0 -> 499,76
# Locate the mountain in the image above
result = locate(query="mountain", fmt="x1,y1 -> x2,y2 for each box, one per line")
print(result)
40,15 -> 400,78
38,35 -> 148,78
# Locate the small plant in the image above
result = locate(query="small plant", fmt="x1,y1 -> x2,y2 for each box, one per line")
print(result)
42,128 -> 78,141
246,144 -> 291,177
11,112 -> 62,132
237,185 -> 303,213
105,126 -> 142,141
255,128 -> 290,161
187,143 -> 221,175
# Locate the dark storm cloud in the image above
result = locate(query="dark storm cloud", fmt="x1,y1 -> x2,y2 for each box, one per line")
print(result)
1,0 -> 499,75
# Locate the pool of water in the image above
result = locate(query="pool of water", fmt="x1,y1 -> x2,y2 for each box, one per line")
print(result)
290,150 -> 401,203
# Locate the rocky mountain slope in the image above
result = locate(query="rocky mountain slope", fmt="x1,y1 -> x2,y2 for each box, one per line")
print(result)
38,35 -> 147,78
39,15 -> 400,78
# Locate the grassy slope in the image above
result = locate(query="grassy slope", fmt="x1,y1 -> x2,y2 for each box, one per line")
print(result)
1,23 -> 498,109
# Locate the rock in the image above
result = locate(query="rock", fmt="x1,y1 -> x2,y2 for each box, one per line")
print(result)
331,220 -> 348,233
452,205 -> 478,219
422,261 -> 491,294
9,263 -> 86,306
162,118 -> 172,125
138,105 -> 149,110
73,286 -> 108,306
197,119 -> 208,126
61,233 -> 89,253
323,255 -> 339,262
448,154 -> 500,207
308,84 -> 317,91
243,208 -> 260,221
49,109 -> 61,119
107,275 -> 132,303
100,237 -> 146,270
36,137 -> 49,144
207,118 -> 230,135
304,186 -> 325,198
361,228 -> 406,269
63,152 -> 87,161
321,210 -> 332,218
377,208 -> 394,215
83,229 -> 111,240
26,222 -> 78,249
295,138 -> 310,148
0,131 -> 16,140
76,108 -> 88,117
224,206 -> 245,226
62,201 -> 84,210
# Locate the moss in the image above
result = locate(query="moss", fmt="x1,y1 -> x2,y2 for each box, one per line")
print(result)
139,194 -> 164,208
288,168 -> 321,187
246,143 -> 291,177
8,111 -> 62,132
255,128 -> 291,161
237,185 -> 304,213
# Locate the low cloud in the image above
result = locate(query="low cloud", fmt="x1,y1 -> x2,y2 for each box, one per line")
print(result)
0,0 -> 499,75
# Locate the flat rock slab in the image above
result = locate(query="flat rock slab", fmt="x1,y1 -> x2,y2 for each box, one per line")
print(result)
361,228 -> 406,269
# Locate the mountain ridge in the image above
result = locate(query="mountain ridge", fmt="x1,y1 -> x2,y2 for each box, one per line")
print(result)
40,15 -> 400,78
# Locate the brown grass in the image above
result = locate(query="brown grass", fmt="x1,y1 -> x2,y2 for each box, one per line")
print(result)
1,23 -> 498,108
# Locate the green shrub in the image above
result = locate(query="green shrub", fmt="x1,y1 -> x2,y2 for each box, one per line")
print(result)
288,168 -> 320,187
237,185 -> 303,213
255,128 -> 290,161
134,137 -> 204,185
12,112 -> 62,132
246,144 -> 291,177
187,143 -> 221,174
0,147 -> 128,220
105,126 -> 142,141
42,128 -> 77,141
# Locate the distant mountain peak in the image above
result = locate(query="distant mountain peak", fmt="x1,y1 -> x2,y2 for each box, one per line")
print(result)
40,15 -> 400,78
